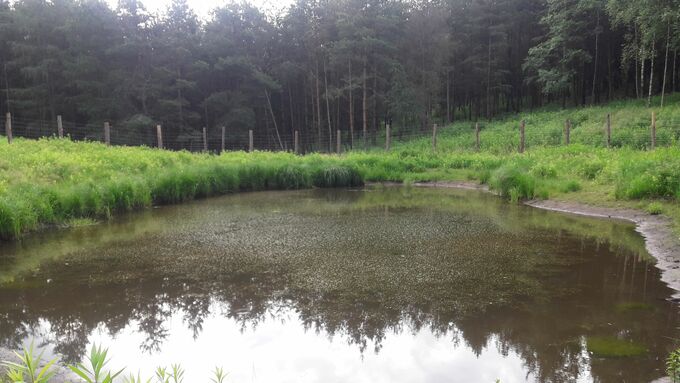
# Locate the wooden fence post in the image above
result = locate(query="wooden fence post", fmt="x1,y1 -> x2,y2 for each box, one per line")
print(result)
606,113 -> 611,148
5,112 -> 11,144
248,129 -> 254,152
221,126 -> 225,153
564,119 -> 571,145
519,120 -> 525,153
202,127 -> 208,152
651,111 -> 656,150
57,115 -> 63,138
475,122 -> 480,151
156,124 -> 163,149
294,130 -> 299,154
385,122 -> 391,151
104,121 -> 110,146
336,129 -> 341,153
432,123 -> 438,152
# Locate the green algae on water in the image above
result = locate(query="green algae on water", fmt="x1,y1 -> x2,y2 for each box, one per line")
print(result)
587,336 -> 647,357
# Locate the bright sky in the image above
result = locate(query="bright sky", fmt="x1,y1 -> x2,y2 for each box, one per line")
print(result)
105,0 -> 294,19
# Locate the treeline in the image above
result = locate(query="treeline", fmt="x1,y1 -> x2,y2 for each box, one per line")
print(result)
0,0 -> 679,151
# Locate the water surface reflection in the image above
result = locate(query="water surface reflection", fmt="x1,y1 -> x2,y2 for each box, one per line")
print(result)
0,187 -> 677,382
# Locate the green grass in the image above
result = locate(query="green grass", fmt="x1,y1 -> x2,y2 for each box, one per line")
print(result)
2,94 -> 680,239
0,139 -> 363,239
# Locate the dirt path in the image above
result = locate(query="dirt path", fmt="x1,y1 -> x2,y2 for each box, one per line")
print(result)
408,181 -> 680,299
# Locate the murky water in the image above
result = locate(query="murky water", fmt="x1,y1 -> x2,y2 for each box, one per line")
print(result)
0,187 -> 678,383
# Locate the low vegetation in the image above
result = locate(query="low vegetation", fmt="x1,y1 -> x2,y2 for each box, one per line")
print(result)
3,96 -> 680,239
0,139 -> 363,239
1,343 -> 227,383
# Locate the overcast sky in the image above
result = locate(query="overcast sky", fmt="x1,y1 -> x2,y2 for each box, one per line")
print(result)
104,0 -> 294,19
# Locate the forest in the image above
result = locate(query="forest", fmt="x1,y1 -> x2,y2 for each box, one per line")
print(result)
0,0 -> 679,151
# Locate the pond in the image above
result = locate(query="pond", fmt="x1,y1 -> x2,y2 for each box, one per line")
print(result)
0,186 -> 678,383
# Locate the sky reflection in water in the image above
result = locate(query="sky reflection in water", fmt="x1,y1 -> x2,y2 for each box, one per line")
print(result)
0,187 -> 677,382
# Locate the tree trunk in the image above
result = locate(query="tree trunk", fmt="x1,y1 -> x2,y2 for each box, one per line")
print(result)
362,56 -> 368,145
486,28 -> 492,120
176,67 -> 184,132
607,46 -> 612,101
661,21 -> 670,108
673,50 -> 677,92
4,63 -> 9,113
591,10 -> 600,104
635,26 -> 640,99
372,64 -> 377,145
323,57 -> 332,152
446,69 -> 450,123
264,89 -> 284,150
315,60 -> 322,149
648,37 -> 655,108
348,58 -> 354,148
641,46 -> 646,102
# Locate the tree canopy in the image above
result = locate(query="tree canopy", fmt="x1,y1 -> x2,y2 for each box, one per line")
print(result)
0,0 -> 679,150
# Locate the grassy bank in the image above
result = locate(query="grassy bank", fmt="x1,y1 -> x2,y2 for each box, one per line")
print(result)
2,95 -> 680,239
0,139 -> 362,239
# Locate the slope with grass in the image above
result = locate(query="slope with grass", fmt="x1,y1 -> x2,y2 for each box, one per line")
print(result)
0,139 -> 362,240
2,95 -> 680,240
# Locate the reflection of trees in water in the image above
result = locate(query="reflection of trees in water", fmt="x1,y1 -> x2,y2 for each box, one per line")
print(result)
0,241 -> 677,382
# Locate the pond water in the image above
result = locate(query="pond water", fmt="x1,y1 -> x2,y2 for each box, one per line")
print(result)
0,187 -> 678,383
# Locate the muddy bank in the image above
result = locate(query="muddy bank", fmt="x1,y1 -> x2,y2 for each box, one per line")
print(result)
406,181 -> 680,299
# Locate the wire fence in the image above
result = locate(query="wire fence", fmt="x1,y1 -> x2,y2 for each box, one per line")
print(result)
3,112 -> 680,155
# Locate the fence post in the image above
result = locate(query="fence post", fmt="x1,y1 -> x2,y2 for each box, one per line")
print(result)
4,112 -> 11,144
519,120 -> 525,153
606,113 -> 611,148
248,129 -> 254,152
156,124 -> 163,149
475,122 -> 480,151
221,126 -> 225,153
336,129 -> 341,153
294,130 -> 299,154
385,122 -> 391,151
104,121 -> 110,146
57,115 -> 63,138
432,123 -> 437,152
202,127 -> 208,152
651,111 -> 656,150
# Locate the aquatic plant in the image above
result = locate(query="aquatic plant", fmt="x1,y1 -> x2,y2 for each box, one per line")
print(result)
667,348 -> 680,382
69,344 -> 124,383
210,367 -> 227,383
2,343 -> 229,383
1,342 -> 56,383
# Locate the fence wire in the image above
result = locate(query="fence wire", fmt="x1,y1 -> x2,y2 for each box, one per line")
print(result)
3,113 -> 680,154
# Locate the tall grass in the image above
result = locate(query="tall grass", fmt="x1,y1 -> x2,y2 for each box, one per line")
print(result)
0,139 -> 364,239
3,96 -> 680,239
